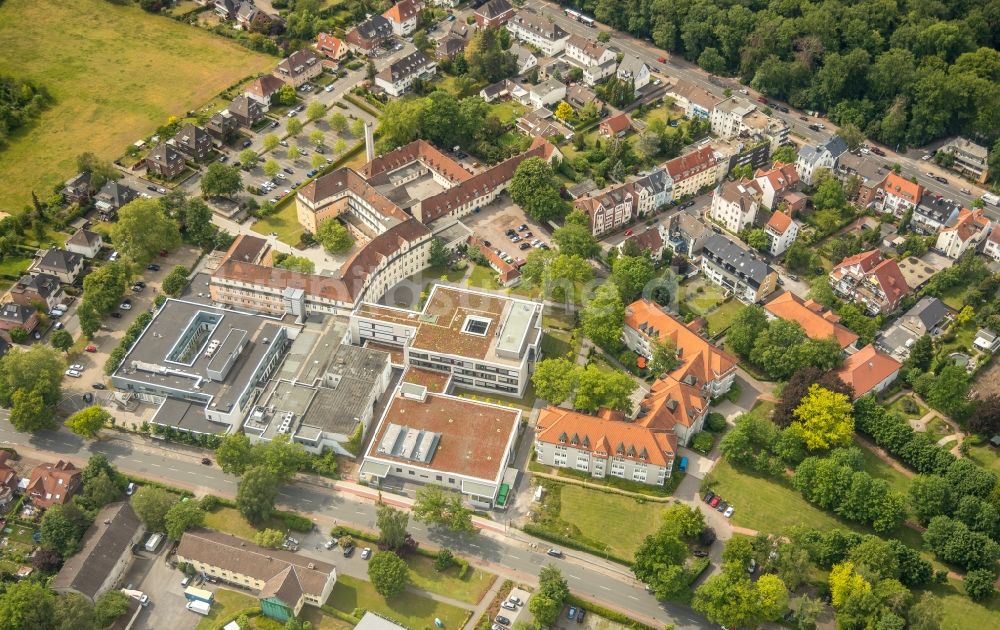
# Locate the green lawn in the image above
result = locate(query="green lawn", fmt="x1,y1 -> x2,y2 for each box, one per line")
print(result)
195,589 -> 260,630
490,100 -> 527,125
325,575 -> 469,629
466,264 -> 499,289
301,607 -> 354,630
854,438 -> 912,495
887,395 -> 928,421
0,0 -> 274,212
406,555 -> 496,605
252,199 -> 305,246
0,255 -> 32,279
924,416 -> 953,436
930,579 -> 1000,630
202,507 -> 298,540
541,329 -> 574,359
680,278 -> 726,315
965,444 -> 1000,476
556,484 -> 664,559
704,301 -> 744,337
937,283 -> 974,310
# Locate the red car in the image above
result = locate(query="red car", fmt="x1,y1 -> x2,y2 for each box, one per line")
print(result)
709,495 -> 722,508
159,249 -> 169,257
757,97 -> 768,104
657,56 -> 666,63
624,229 -> 633,236
85,344 -> 97,353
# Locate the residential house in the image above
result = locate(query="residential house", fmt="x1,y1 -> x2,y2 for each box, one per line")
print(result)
709,179 -> 759,234
509,43 -> 537,75
527,78 -> 566,109
535,407 -> 677,486
0,303 -> 38,335
276,50 -> 322,88
619,226 -> 667,260
0,452 -> 18,508
475,0 -> 514,28
346,15 -> 393,53
835,153 -> 888,207
62,172 -> 92,203
479,79 -> 523,103
631,167 -> 673,214
564,35 -> 616,86
516,108 -> 573,140
912,196 -> 961,235
51,502 -> 143,602
92,182 -> 138,219
984,228 -> 1000,262
712,137 -> 772,180
315,32 -> 347,64
876,296 -> 950,360
700,234 -> 778,303
667,81 -> 720,119
235,2 -> 258,29
623,299 -> 738,398
637,377 -> 709,447
213,0 -> 239,20
506,12 -> 569,56
664,146 -> 720,198
974,329 -> 1000,353
436,33 -> 468,60
171,123 -> 213,162
245,75 -> 285,111
375,51 -> 436,97
666,212 -> 710,257
7,273 -> 64,311
146,141 -> 185,179
764,291 -> 859,351
574,182 -> 635,237
177,529 -> 337,622
753,162 -> 799,210
468,237 -> 521,285
229,95 -> 264,129
538,58 -> 572,82
616,54 -> 650,90
876,172 -> 923,217
935,207 -> 990,259
795,136 -> 848,185
710,96 -> 757,140
835,344 -> 901,399
763,210 -> 799,256
206,110 -> 238,141
938,137 -> 990,184
25,460 -> 81,509
566,84 -> 597,110
829,250 -> 909,315
383,0 -> 420,36
30,249 -> 84,284
598,112 -> 632,138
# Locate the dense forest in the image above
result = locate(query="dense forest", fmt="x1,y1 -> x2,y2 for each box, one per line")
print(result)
559,0 -> 1000,150
0,76 -> 50,147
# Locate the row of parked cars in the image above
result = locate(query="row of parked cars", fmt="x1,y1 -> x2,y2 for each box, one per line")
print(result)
491,594 -> 523,630
703,490 -> 735,519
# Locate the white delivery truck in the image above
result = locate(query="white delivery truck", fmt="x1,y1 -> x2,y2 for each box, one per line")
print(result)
982,192 -> 999,206
186,600 -> 211,616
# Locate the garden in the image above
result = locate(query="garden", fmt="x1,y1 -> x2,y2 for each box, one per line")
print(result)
323,575 -> 470,629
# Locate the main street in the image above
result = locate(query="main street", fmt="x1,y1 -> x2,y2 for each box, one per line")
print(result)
0,417 -> 712,629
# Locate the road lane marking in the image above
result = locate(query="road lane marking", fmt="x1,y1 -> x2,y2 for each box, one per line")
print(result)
599,585 -> 611,591
187,471 -> 197,475
150,464 -> 161,468
167,467 -> 178,472
508,554 -> 520,560
568,574 -> 581,580
302,499 -> 313,503
628,595 -> 639,600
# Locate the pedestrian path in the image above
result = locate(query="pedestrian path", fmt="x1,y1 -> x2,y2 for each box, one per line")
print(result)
463,576 -> 504,630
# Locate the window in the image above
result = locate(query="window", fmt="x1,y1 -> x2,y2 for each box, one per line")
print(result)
462,315 -> 492,336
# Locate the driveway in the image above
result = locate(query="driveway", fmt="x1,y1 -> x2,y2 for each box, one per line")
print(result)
460,193 -> 550,263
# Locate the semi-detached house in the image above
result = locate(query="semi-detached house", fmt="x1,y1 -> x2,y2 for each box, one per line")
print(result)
383,0 -> 420,36
876,172 -> 923,217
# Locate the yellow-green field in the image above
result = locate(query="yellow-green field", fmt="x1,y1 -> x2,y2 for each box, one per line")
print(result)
0,0 -> 275,211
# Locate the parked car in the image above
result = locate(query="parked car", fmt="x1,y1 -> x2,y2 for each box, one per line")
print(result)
343,543 -> 355,557
85,344 -> 97,353
508,596 -> 522,606
519,242 -> 531,250
361,547 -> 372,560
495,615 -> 510,626
110,312 -> 121,318
657,56 -> 666,63
146,263 -> 160,271
624,229 -> 633,236
871,147 -> 885,156
717,500 -> 729,513
69,364 -> 84,371
201,458 -> 212,465
242,140 -> 252,148
500,601 -> 517,611
747,558 -> 757,574
120,299 -> 132,310
936,176 -> 948,184
704,490 -> 715,503
576,610 -> 586,623
126,482 -> 136,496
693,550 -> 709,557
92,383 -> 107,390
724,506 -> 735,518
709,495 -> 721,507
546,548 -> 564,558
567,607 -> 577,621
517,224 -> 528,231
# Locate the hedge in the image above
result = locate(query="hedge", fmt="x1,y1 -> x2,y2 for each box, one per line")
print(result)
124,476 -> 195,499
104,311 -> 154,374
273,510 -> 313,533
322,607 -> 362,625
521,523 -> 633,566
565,594 -> 659,630
210,607 -> 261,630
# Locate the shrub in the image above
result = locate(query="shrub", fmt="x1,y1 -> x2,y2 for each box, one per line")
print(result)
199,495 -> 223,512
691,432 -> 715,454
706,413 -> 727,432
274,510 -> 313,532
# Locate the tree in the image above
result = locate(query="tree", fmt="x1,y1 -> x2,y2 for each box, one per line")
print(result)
581,283 -> 624,349
81,259 -> 131,314
839,123 -> 866,150
743,228 -> 768,251
110,198 -> 181,263
434,548 -> 455,571
53,593 -> 95,630
77,152 -> 121,192
263,159 -> 280,178
964,569 -> 995,601
316,218 -> 354,253
287,145 -> 301,159
287,118 -> 303,136
792,385 -> 854,451
258,434 -> 309,481
94,591 -> 129,628
908,593 -> 943,630
239,149 -> 259,168
611,254 -> 655,302
661,503 -> 706,538
65,406 -> 111,439
726,305 -> 768,358
648,339 -> 680,377
693,569 -> 789,628
32,547 -> 63,572
275,254 -> 316,274
254,528 -> 285,549
40,502 -> 90,558
164,500 -> 205,540
179,198 -> 216,247
412,485 -> 475,533
78,302 -> 101,338
907,334 -> 934,373
50,329 -> 73,353
368,551 -> 410,598
908,475 -> 952,524
531,358 -> 578,404
632,522 -> 689,599
216,432 -> 255,475
131,486 -> 179,531
772,145 -> 797,164
311,153 -> 325,169
829,561 -> 871,609
812,177 -> 847,212
350,118 -> 366,139
0,581 -> 56,630
306,101 -> 325,121
329,112 -> 348,134
555,101 -> 574,121
264,134 -> 280,151
552,210 -> 599,258
927,365 -> 970,418
200,162 -> 244,199
574,364 -> 636,413
530,565 -> 569,625
236,465 -> 279,524
428,238 -> 450,268
969,394 -> 1000,437
162,265 -> 191,296
277,84 -> 296,106
508,157 -> 569,223
377,504 -> 409,550
10,388 -> 53,432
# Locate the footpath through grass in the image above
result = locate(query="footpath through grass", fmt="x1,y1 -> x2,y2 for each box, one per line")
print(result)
406,555 -> 496,605
0,0 -> 274,211
325,574 -> 469,629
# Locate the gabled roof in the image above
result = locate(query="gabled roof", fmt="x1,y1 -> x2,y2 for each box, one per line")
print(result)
0,302 -> 35,325
881,172 -> 923,204
702,234 -> 774,284
316,32 -> 344,57
349,15 -> 393,42
51,502 -> 141,601
765,210 -> 793,235
600,112 -> 631,135
278,50 -> 320,78
507,12 -> 568,41
717,178 -> 757,209
66,228 -> 103,249
623,227 -> 664,254
664,146 -> 716,180
939,207 -> 989,243
902,297 -> 949,334
536,407 -> 676,467
869,258 -> 910,305
383,0 -> 420,23
835,344 -> 901,398
37,249 -> 83,273
636,377 -> 706,431
754,162 -> 799,193
566,34 -> 610,62
764,291 -> 858,349
477,0 -> 513,19
377,50 -> 434,84
148,140 -> 182,166
830,249 -> 882,280
25,460 -> 80,507
246,75 -> 284,99
617,54 -> 648,78
624,299 -> 737,388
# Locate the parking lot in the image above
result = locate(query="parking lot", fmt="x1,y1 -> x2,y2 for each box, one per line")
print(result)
119,545 -> 197,630
460,194 -> 551,264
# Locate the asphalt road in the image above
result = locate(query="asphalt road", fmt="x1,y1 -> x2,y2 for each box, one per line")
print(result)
0,417 -> 711,629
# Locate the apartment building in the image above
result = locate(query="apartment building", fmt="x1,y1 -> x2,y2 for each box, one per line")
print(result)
664,146 -> 721,198
763,210 -> 799,256
935,207 -> 991,259
764,291 -> 859,351
375,50 -> 437,97
753,162 -> 799,210
475,0 -> 515,28
616,54 -> 651,90
709,178 -> 759,234
829,250 -> 909,315
383,0 -> 420,36
796,136 -> 848,185
876,172 -> 923,217
700,234 -> 778,303
938,137 -> 990,184
275,50 -> 322,88
834,153 -> 888,207
667,81 -> 720,119
506,12 -> 569,56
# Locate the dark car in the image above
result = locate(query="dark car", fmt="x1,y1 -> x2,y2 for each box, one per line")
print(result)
283,167 -> 294,174
201,458 -> 212,465
83,392 -> 94,404
693,550 -> 709,557
146,263 -> 160,271
505,228 -> 516,236
808,124 -> 821,131
935,176 -> 948,184
494,616 -> 510,626
703,490 -> 715,503
519,243 -> 531,250
871,147 -> 886,156
111,312 -> 121,318
517,224 -> 528,231
576,610 -> 586,623
483,240 -> 491,247
717,500 -> 729,513
92,383 -> 107,390
242,140 -> 252,148
546,548 -> 564,558
147,185 -> 157,191
343,544 -> 355,558
778,105 -> 789,113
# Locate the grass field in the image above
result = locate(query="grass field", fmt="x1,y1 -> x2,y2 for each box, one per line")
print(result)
854,438 -> 912,495
964,444 -> 1000,476
557,485 -> 664,559
202,507 -> 295,540
252,200 -> 305,246
406,555 -> 496,605
325,575 -> 469,629
680,278 -> 726,315
887,394 -> 928,420
194,589 -> 259,630
931,579 -> 1000,630
704,301 -> 743,337
0,0 -> 274,212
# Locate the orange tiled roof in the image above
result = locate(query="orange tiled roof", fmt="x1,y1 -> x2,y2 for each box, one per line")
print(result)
536,407 -> 676,467
830,249 -> 882,281
636,377 -> 706,431
881,172 -> 923,203
624,299 -> 737,389
383,0 -> 419,24
835,344 -> 901,398
940,207 -> 989,243
601,113 -> 631,135
764,291 -> 858,349
664,146 -> 716,181
360,139 -> 472,185
869,258 -> 910,306
765,211 -> 793,235
316,32 -> 344,58
754,162 -> 799,192
25,460 -> 81,508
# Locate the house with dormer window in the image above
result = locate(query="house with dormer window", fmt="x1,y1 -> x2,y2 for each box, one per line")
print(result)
830,250 -> 910,315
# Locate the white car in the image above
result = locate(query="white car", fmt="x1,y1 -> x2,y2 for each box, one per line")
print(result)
69,364 -> 84,371
922,154 -> 932,161
325,84 -> 335,92
65,369 -> 82,378
361,547 -> 372,560
119,302 -> 132,310
276,173 -> 286,180
724,506 -> 735,518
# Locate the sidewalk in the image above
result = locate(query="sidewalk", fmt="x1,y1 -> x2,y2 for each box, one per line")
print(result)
463,575 -> 504,630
